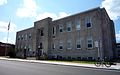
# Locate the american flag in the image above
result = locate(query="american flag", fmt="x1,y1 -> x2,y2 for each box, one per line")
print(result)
8,22 -> 10,30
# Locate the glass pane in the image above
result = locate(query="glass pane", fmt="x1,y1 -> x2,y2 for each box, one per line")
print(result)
88,44 -> 92,48
67,27 -> 71,31
87,23 -> 91,27
77,44 -> 81,48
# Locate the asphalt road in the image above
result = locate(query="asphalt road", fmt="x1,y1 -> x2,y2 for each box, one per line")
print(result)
0,60 -> 119,75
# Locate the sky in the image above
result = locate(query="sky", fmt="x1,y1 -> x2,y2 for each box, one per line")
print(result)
0,0 -> 120,44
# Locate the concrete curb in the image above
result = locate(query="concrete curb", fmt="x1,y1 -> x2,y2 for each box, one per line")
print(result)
0,57 -> 120,71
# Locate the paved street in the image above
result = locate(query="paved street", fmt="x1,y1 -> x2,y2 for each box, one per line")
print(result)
0,60 -> 119,75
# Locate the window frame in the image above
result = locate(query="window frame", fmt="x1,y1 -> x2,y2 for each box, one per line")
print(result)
52,26 -> 56,35
67,22 -> 72,32
52,43 -> 55,50
85,17 -> 92,28
76,39 -> 81,49
59,41 -> 63,50
25,34 -> 27,40
76,19 -> 81,30
67,40 -> 72,49
59,25 -> 63,33
18,36 -> 20,40
87,37 -> 93,49
40,30 -> 44,36
29,33 -> 31,39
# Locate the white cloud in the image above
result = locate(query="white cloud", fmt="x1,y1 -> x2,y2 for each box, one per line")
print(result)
16,0 -> 38,18
0,0 -> 7,6
36,12 -> 70,20
0,21 -> 17,32
0,37 -> 15,44
101,0 -> 120,20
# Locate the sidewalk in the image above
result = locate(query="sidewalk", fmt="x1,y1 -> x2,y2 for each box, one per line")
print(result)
0,57 -> 120,70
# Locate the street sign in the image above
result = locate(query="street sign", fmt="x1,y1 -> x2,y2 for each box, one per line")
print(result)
95,41 -> 98,47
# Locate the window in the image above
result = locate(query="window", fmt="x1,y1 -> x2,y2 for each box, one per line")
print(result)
28,45 -> 32,51
41,30 -> 44,36
76,19 -> 80,30
53,26 -> 56,35
59,25 -> 63,32
40,43 -> 42,49
21,35 -> 23,40
29,33 -> 31,39
67,22 -> 72,32
52,43 -> 55,49
67,40 -> 72,49
59,41 -> 63,50
76,40 -> 81,49
85,17 -> 92,28
87,37 -> 93,48
25,34 -> 27,40
18,36 -> 20,40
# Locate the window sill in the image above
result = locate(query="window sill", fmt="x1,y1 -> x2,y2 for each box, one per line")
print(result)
87,47 -> 93,50
77,48 -> 81,50
67,48 -> 72,50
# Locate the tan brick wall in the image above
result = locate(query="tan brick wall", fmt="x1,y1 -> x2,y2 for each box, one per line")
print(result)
15,7 -> 115,60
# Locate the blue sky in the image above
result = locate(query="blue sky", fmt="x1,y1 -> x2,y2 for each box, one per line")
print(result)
0,0 -> 120,44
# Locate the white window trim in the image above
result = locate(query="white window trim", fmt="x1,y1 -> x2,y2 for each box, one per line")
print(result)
59,41 -> 63,50
67,40 -> 72,49
25,34 -> 27,40
52,43 -> 55,49
21,35 -> 24,40
59,25 -> 63,33
85,17 -> 92,28
67,22 -> 72,32
87,37 -> 93,49
76,19 -> 81,30
29,33 -> 31,39
18,36 -> 20,40
76,39 -> 81,49
28,45 -> 32,51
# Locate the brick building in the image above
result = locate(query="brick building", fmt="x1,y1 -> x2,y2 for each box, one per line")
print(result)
116,43 -> 120,59
15,7 -> 116,60
0,42 -> 15,56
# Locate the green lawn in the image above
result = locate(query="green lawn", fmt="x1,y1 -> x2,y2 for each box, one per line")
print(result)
45,60 -> 95,64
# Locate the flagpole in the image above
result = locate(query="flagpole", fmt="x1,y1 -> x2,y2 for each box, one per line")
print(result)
5,22 -> 10,57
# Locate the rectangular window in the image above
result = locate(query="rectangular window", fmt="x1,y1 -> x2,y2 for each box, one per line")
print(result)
87,37 -> 93,49
76,40 -> 81,49
67,40 -> 72,49
41,30 -> 44,36
53,26 -> 56,35
59,25 -> 63,32
18,36 -> 20,40
29,33 -> 31,39
76,19 -> 80,30
21,35 -> 23,40
25,34 -> 27,40
28,45 -> 32,51
67,22 -> 72,32
53,27 -> 54,35
52,43 -> 55,49
85,17 -> 92,28
40,43 -> 42,49
59,41 -> 63,50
